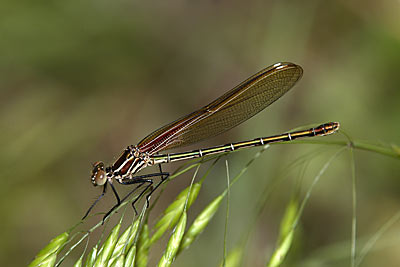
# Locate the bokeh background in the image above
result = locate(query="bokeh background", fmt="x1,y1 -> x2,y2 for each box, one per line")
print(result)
1,0 -> 400,266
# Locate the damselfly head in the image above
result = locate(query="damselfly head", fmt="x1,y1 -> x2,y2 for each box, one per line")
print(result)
91,161 -> 107,186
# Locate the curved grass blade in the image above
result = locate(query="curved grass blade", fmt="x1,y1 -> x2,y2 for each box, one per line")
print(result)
219,246 -> 243,267
28,232 -> 69,267
179,194 -> 225,254
85,244 -> 98,267
74,254 -> 84,267
221,160 -> 231,267
266,147 -> 346,266
267,198 -> 299,267
93,223 -> 121,266
108,219 -> 140,264
149,165 -> 201,246
124,245 -> 136,267
136,224 -> 150,267
158,212 -> 187,267
109,254 -> 124,267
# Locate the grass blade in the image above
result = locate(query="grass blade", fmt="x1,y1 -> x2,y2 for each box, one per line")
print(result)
158,212 -> 187,267
28,232 -> 69,267
93,224 -> 121,266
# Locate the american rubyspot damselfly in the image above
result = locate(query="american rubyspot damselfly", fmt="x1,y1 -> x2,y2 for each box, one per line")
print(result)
83,62 -> 340,220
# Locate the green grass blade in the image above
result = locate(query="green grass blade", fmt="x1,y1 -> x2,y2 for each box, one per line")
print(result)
108,218 -> 140,263
124,245 -> 136,267
219,246 -> 243,267
28,232 -> 69,267
221,160 -> 231,267
150,182 -> 201,245
93,223 -> 121,266
85,245 -> 98,267
74,254 -> 84,267
267,198 -> 299,267
109,254 -> 124,267
158,212 -> 187,267
179,194 -> 225,253
136,224 -> 150,267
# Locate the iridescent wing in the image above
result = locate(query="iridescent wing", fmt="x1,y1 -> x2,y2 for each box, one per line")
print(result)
137,62 -> 303,154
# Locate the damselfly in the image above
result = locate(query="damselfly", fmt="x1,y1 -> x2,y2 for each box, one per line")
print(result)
83,62 -> 340,220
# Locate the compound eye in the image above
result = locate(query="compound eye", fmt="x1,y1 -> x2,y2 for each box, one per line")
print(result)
93,169 -> 107,186
91,161 -> 107,186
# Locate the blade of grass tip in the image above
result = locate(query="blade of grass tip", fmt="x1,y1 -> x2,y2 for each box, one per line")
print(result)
109,254 -> 125,267
178,194 -> 225,253
124,245 -> 136,267
392,144 -> 400,155
355,210 -> 400,267
109,221 -> 136,261
107,210 -> 143,266
56,231 -> 91,267
124,219 -> 140,253
149,167 -> 202,245
221,160 -> 231,267
36,253 -> 57,267
108,229 -> 131,265
93,222 -> 122,266
132,200 -> 149,246
158,212 -> 187,267
81,213 -> 112,262
136,223 -> 150,267
28,231 -> 69,267
278,198 -> 299,245
72,234 -> 91,267
106,210 -> 133,266
182,159 -> 201,211
74,254 -> 84,267
85,244 -> 98,267
219,246 -> 243,267
267,198 -> 299,267
267,230 -> 295,267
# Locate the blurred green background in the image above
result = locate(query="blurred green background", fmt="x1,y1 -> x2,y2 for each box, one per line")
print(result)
1,0 -> 400,266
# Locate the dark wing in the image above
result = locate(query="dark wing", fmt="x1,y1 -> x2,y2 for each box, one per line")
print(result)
137,62 -> 303,154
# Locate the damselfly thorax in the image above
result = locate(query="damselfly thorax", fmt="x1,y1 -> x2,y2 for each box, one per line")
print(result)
91,146 -> 155,186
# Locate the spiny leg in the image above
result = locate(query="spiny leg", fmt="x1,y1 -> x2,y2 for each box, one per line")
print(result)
144,164 -> 170,206
82,182 -> 107,220
119,172 -> 169,216
120,179 -> 153,215
102,179 -> 150,222
109,182 -> 121,206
